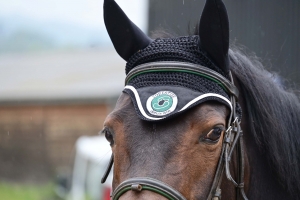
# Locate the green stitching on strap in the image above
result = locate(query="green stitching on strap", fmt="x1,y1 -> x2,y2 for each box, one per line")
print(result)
113,186 -> 131,200
125,69 -> 228,93
113,185 -> 177,200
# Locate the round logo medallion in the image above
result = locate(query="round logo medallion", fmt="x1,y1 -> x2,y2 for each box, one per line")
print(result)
146,91 -> 178,116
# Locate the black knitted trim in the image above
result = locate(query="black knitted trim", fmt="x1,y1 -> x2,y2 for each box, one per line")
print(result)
127,71 -> 229,100
126,35 -> 228,78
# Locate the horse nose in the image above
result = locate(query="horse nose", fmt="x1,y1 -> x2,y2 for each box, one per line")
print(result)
119,190 -> 169,200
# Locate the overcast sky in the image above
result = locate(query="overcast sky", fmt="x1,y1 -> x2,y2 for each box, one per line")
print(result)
0,0 -> 148,31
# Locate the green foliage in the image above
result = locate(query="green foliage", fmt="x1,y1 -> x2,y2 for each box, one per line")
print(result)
0,182 -> 61,200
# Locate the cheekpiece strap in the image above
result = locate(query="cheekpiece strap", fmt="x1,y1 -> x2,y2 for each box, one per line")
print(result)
125,61 -> 239,99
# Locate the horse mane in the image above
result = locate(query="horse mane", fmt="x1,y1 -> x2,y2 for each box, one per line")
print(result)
229,46 -> 300,196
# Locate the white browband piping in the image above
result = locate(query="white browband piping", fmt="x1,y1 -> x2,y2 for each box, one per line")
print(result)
124,85 -> 232,121
125,85 -> 164,120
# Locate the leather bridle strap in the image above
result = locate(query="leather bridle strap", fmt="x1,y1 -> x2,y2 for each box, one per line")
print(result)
111,177 -> 187,200
101,154 -> 114,184
208,75 -> 248,200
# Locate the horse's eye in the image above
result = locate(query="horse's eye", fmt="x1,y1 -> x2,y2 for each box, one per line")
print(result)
103,129 -> 114,146
203,127 -> 224,143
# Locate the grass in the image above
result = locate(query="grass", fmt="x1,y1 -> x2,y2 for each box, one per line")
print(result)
0,182 -> 61,200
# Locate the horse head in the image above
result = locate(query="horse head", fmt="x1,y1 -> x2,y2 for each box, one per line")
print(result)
101,0 -> 300,199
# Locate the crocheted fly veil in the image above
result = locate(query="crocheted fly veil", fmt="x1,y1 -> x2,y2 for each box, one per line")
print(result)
104,0 -> 239,121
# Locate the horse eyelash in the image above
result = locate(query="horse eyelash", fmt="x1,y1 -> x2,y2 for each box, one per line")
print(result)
100,127 -> 108,135
214,127 -> 225,131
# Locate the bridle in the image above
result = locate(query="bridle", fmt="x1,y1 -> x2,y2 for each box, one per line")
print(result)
101,62 -> 248,200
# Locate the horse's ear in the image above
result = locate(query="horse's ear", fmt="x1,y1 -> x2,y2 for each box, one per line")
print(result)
199,0 -> 230,73
104,0 -> 152,61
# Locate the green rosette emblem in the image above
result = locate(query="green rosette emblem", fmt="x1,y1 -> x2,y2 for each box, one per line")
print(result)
151,95 -> 173,112
146,91 -> 178,116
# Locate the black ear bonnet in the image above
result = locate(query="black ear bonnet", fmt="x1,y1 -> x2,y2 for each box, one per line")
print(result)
104,0 -> 241,121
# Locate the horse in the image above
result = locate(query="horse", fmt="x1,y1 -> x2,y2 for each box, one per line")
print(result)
101,0 -> 300,199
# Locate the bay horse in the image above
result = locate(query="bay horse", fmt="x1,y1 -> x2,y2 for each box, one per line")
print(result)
101,0 -> 300,199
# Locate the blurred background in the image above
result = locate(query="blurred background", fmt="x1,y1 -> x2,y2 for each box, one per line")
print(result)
0,0 -> 299,200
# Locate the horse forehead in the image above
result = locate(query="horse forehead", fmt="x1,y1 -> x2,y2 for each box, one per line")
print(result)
192,102 -> 229,121
114,93 -> 133,111
105,94 -> 134,122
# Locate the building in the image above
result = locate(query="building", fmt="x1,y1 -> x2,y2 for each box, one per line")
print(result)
0,49 -> 125,182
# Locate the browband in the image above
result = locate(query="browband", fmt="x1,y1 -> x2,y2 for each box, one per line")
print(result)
125,61 -> 239,99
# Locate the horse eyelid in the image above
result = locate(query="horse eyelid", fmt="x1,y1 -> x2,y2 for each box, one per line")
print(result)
201,126 -> 225,143
101,127 -> 114,134
100,127 -> 110,135
208,126 -> 225,136
202,125 -> 225,136
101,127 -> 115,144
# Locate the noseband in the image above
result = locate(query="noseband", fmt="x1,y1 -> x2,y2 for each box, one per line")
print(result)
112,177 -> 187,200
102,62 -> 248,200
